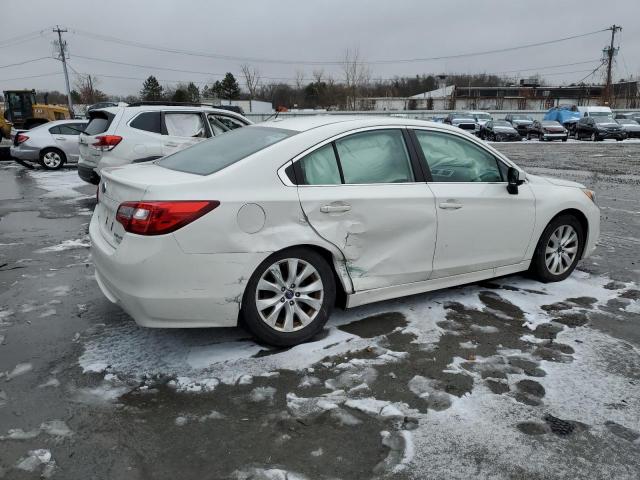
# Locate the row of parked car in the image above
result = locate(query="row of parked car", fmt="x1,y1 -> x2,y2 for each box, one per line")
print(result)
428,108 -> 640,142
10,103 -> 252,179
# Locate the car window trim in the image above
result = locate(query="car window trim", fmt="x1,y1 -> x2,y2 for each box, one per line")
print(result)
410,127 -> 510,184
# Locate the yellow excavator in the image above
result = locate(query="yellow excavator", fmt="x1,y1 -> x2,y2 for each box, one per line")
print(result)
1,89 -> 71,139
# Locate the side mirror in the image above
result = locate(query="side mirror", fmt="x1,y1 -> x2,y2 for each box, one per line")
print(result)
507,167 -> 524,194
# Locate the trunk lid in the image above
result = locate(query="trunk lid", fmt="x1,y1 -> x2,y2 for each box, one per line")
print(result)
96,163 -> 202,247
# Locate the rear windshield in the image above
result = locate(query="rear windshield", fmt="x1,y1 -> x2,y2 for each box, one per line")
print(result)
84,111 -> 114,135
158,126 -> 296,175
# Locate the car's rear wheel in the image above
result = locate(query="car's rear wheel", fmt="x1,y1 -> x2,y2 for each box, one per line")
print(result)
529,215 -> 584,282
241,248 -> 336,346
590,132 -> 597,142
39,148 -> 66,170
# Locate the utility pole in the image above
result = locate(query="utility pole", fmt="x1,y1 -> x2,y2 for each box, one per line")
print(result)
603,24 -> 622,106
53,26 -> 74,116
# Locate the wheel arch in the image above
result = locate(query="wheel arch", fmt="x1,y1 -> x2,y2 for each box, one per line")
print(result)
544,208 -> 589,258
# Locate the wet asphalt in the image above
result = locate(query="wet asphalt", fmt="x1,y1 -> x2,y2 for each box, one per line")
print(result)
0,141 -> 639,480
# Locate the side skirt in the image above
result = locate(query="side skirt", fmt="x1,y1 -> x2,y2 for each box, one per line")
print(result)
345,260 -> 531,308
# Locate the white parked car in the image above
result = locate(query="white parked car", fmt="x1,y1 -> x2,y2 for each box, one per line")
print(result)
10,119 -> 88,169
90,117 -> 600,346
77,104 -> 251,184
467,110 -> 492,135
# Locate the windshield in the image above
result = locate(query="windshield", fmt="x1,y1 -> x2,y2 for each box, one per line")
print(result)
620,119 -> 639,125
493,121 -> 511,127
158,126 -> 296,175
511,115 -> 533,120
474,113 -> 491,120
589,112 -> 612,117
542,121 -> 560,126
594,117 -> 617,124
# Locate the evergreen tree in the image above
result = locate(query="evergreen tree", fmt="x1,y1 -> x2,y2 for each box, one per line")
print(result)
140,75 -> 163,101
186,82 -> 200,103
171,87 -> 189,103
212,73 -> 240,99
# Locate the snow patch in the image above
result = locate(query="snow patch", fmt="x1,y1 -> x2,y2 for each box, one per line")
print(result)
36,236 -> 90,253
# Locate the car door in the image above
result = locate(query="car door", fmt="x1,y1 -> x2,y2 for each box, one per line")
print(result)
51,123 -> 85,161
295,127 -> 437,291
161,111 -> 208,156
411,128 -> 535,279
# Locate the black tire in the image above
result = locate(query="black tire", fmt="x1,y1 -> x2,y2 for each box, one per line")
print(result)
575,130 -> 580,140
39,148 -> 66,170
526,133 -> 531,140
241,247 -> 336,347
529,214 -> 585,283
562,138 -> 568,142
590,132 -> 597,142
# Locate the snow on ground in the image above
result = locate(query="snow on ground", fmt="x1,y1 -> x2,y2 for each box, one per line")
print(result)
36,235 -> 90,253
27,169 -> 88,199
78,271 -> 633,394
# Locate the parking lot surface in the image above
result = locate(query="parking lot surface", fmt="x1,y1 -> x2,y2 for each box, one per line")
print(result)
0,141 -> 639,479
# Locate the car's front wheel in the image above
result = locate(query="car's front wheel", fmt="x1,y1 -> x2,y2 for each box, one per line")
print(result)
241,248 -> 336,346
39,148 -> 66,170
530,215 -> 584,282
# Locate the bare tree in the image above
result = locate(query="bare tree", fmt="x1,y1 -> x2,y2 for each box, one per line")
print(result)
342,47 -> 370,110
74,74 -> 107,104
294,70 -> 305,107
240,64 -> 261,112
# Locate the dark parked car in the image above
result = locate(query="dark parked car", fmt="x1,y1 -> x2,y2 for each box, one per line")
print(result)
615,112 -> 640,123
526,120 -> 568,141
443,112 -> 476,131
479,120 -> 522,142
504,114 -> 534,135
617,118 -> 640,138
575,116 -> 626,141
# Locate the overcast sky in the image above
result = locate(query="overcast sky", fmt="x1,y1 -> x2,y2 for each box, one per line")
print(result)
1,0 -> 638,97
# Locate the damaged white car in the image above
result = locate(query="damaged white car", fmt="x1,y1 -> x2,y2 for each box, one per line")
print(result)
90,117 -> 600,346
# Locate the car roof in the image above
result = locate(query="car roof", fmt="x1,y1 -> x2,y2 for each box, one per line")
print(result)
260,115 -> 468,133
96,105 -> 248,119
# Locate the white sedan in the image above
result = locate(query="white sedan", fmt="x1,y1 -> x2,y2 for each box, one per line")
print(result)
90,116 -> 600,346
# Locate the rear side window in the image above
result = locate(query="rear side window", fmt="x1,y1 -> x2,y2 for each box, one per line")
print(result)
298,144 -> 341,185
164,113 -> 206,138
335,130 -> 414,184
214,115 -> 246,130
84,112 -> 113,135
158,126 -> 295,175
130,112 -> 161,133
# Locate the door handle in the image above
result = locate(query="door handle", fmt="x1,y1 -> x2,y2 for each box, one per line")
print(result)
55,137 -> 66,141
165,142 -> 179,147
439,201 -> 463,210
320,204 -> 351,213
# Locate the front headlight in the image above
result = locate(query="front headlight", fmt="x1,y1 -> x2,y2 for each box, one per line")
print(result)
582,189 -> 596,204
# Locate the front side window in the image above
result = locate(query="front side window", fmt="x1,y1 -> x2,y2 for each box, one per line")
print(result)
164,112 -> 206,138
414,130 -> 503,183
206,114 -> 230,136
335,130 -> 414,184
298,144 -> 341,185
214,115 -> 245,130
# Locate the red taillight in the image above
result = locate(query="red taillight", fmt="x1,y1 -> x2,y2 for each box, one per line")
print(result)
115,201 -> 219,236
91,135 -> 122,151
16,134 -> 29,144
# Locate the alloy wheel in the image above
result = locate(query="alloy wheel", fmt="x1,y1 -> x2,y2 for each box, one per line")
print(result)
43,151 -> 62,168
255,258 -> 324,332
544,225 -> 579,275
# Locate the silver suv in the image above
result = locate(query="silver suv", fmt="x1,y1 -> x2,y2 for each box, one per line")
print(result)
77,103 -> 251,184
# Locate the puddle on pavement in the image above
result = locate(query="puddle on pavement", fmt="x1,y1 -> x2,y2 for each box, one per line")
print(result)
338,311 -> 407,338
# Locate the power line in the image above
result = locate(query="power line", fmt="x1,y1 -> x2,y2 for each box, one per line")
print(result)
0,71 -> 62,82
69,27 -> 609,66
0,29 -> 51,49
70,53 -> 601,83
0,57 -> 52,69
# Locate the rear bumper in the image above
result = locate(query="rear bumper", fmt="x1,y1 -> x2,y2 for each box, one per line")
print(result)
10,145 -> 39,161
78,163 -> 100,184
89,212 -> 268,328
